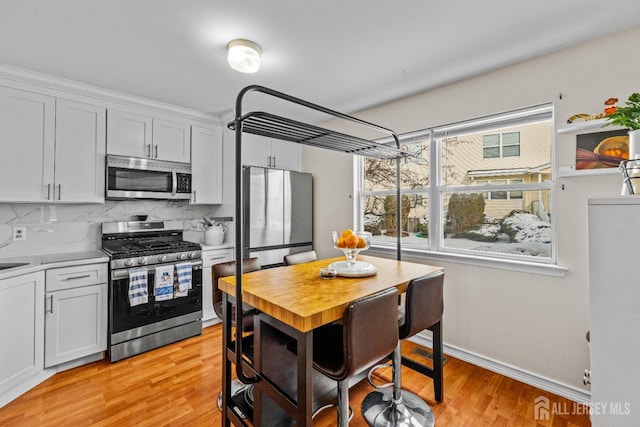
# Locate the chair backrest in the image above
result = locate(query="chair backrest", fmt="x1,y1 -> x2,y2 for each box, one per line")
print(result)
341,287 -> 399,381
283,250 -> 317,265
212,257 -> 261,317
399,271 -> 444,340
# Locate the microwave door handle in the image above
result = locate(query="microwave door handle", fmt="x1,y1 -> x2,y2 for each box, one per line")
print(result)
172,171 -> 177,195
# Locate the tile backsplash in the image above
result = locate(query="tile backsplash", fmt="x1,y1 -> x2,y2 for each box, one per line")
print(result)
0,200 -> 220,257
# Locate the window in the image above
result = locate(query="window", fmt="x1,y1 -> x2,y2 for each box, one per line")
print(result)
357,104 -> 555,266
483,132 -> 521,159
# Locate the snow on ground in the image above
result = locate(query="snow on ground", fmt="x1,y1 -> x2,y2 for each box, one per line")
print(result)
371,232 -> 551,258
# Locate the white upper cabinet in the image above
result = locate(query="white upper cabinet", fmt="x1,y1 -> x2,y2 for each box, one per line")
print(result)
106,109 -> 152,159
0,88 -> 105,203
241,133 -> 300,171
153,118 -> 191,163
0,87 -> 55,202
107,108 -> 191,163
191,125 -> 223,204
54,99 -> 106,203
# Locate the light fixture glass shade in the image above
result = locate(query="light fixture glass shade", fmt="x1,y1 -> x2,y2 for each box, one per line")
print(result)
227,39 -> 261,73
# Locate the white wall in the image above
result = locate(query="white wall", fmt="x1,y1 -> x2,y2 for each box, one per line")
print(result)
303,26 -> 640,401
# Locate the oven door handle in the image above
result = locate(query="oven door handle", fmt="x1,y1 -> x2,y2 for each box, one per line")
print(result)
111,260 -> 203,280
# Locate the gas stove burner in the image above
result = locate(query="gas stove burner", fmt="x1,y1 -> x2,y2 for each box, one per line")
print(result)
101,220 -> 202,269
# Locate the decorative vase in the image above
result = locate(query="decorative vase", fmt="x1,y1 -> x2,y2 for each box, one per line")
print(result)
621,129 -> 640,195
629,129 -> 640,160
204,224 -> 226,246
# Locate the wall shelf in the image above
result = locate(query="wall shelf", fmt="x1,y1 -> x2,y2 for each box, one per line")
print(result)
557,166 -> 620,177
557,118 -> 626,134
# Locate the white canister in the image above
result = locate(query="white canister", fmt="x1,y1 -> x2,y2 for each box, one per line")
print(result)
204,224 -> 226,246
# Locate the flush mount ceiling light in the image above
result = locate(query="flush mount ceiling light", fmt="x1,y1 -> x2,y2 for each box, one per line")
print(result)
227,39 -> 261,73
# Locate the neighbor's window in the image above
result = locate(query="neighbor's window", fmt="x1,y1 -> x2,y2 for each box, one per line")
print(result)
357,104 -> 555,265
483,132 -> 521,159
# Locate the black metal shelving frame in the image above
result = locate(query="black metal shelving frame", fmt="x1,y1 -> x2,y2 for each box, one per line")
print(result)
222,85 -> 409,426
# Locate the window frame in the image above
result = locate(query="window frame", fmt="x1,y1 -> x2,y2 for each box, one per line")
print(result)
355,103 -> 563,276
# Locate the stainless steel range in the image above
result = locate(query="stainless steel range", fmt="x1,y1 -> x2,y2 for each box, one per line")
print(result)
101,221 -> 203,362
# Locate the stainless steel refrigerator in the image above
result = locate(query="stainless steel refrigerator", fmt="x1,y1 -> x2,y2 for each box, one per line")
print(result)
243,166 -> 313,267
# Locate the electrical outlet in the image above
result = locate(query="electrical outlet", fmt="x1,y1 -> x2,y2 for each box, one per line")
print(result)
12,226 -> 26,241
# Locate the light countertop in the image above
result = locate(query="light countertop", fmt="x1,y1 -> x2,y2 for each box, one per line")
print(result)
0,250 -> 109,280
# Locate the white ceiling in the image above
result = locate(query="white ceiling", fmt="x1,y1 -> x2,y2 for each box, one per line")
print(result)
1,0 -> 640,122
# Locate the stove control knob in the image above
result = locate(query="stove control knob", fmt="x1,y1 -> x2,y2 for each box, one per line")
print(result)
177,253 -> 186,260
187,251 -> 196,259
124,259 -> 134,267
138,257 -> 148,265
158,255 -> 168,262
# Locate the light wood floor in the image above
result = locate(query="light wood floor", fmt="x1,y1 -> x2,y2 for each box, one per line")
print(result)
0,324 -> 590,426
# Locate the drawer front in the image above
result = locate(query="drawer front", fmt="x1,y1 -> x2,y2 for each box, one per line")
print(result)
46,263 -> 108,292
202,248 -> 234,268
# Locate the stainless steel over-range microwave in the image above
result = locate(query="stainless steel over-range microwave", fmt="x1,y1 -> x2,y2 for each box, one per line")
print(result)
106,154 -> 192,200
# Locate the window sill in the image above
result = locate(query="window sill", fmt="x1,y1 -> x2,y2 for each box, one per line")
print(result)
367,246 -> 567,277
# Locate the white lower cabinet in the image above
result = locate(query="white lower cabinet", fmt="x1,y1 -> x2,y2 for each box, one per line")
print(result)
44,263 -> 108,367
0,272 -> 45,397
202,248 -> 234,322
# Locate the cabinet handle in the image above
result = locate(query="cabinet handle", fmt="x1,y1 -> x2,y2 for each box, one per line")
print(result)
147,144 -> 152,157
208,256 -> 227,261
272,156 -> 276,168
64,274 -> 92,281
47,183 -> 52,200
267,156 -> 272,167
57,184 -> 61,201
154,145 -> 158,158
193,190 -> 196,203
48,295 -> 54,314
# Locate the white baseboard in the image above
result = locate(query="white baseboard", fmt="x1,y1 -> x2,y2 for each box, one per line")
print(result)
408,334 -> 591,406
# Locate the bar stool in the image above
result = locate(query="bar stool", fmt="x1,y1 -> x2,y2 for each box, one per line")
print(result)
283,250 -> 317,265
361,271 -> 444,427
212,258 -> 261,412
313,287 -> 399,427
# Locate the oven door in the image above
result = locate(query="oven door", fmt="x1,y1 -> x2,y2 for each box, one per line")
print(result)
109,261 -> 203,338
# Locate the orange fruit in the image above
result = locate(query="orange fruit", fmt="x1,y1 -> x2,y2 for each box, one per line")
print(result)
342,229 -> 354,238
346,234 -> 359,249
336,237 -> 347,248
356,237 -> 367,248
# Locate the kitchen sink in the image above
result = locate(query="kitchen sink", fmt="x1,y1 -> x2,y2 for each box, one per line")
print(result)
0,262 -> 29,271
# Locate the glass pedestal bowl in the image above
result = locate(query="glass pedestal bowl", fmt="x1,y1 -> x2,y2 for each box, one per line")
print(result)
332,231 -> 372,267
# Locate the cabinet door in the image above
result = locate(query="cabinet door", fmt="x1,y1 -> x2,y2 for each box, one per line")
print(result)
202,248 -> 234,322
191,125 -> 222,204
241,133 -> 271,167
54,99 -> 106,203
0,272 -> 44,393
270,139 -> 300,171
45,283 -> 107,367
0,87 -> 55,202
153,118 -> 191,163
107,109 -> 153,158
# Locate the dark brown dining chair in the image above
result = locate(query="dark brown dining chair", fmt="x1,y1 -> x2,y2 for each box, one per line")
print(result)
312,287 -> 399,427
212,257 -> 261,411
283,250 -> 317,265
361,271 -> 444,427
212,257 -> 261,332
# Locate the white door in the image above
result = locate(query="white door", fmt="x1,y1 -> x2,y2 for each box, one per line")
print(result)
45,284 -> 107,367
107,109 -> 153,158
54,99 -> 106,202
0,272 -> 44,393
241,133 -> 271,167
191,125 -> 222,204
269,139 -> 300,171
152,118 -> 191,163
0,87 -> 55,201
201,248 -> 234,322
